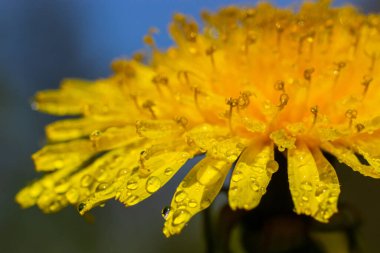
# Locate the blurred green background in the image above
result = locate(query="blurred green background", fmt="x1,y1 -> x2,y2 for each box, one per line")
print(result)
1,0 -> 380,252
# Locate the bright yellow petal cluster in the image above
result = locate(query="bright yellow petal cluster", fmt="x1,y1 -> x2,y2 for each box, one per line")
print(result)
16,1 -> 380,237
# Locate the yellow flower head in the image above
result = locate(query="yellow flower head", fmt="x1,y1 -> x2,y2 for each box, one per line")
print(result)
16,1 -> 380,237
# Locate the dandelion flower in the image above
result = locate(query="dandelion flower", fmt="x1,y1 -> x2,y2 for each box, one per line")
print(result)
16,1 -> 380,237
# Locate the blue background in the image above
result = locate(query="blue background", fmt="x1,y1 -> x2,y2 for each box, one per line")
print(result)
1,0 -> 380,252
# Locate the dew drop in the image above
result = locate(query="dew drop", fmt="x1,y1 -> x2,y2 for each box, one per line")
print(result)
300,181 -> 313,191
90,130 -> 102,141
172,210 -> 190,225
96,183 -> 108,192
196,165 -> 222,186
118,169 -> 129,177
161,206 -> 171,220
304,208 -> 312,215
250,180 -> 260,192
175,191 -> 187,203
266,160 -> 279,174
164,168 -> 173,176
146,176 -> 161,193
66,189 -> 79,204
315,185 -> 328,197
292,190 -> 300,197
127,179 -> 138,190
302,196 -> 309,202
230,186 -> 238,192
49,201 -> 60,212
231,171 -> 243,182
188,199 -> 198,208
80,174 -> 93,188
77,202 -> 86,212
200,198 -> 211,208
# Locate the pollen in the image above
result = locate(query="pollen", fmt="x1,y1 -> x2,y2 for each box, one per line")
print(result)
16,0 -> 380,237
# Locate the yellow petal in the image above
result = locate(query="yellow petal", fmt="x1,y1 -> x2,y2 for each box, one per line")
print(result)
310,147 -> 340,222
321,141 -> 380,178
34,126 -> 142,171
32,140 -> 95,171
229,139 -> 277,210
33,89 -> 84,116
35,78 -> 133,117
89,126 -> 142,151
17,143 -> 144,213
163,156 -> 231,237
352,135 -> 380,173
80,140 -> 194,213
185,124 -> 229,152
136,119 -> 185,139
270,129 -> 296,151
46,117 -> 131,142
288,142 -> 340,222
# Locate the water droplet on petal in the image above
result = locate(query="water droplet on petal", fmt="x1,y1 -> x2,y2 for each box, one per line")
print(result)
302,196 -> 309,202
250,180 -> 260,192
90,130 -> 102,141
266,160 -> 279,174
172,210 -> 190,225
315,185 -> 328,197
230,186 -> 238,192
77,202 -> 86,212
188,199 -> 198,208
127,179 -> 138,190
164,168 -> 173,176
300,181 -> 313,191
118,169 -> 129,177
161,206 -> 171,220
96,183 -> 108,192
80,174 -> 93,188
146,176 -> 161,193
66,189 -> 79,204
49,201 -> 60,212
175,191 -> 187,203
231,170 -> 243,182
200,198 -> 211,208
196,165 -> 222,186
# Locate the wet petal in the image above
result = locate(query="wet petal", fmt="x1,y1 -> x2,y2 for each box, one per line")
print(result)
136,119 -> 185,139
229,139 -> 276,210
310,147 -> 340,222
288,142 -> 340,222
351,135 -> 380,173
46,117 -> 131,142
163,156 -> 231,237
80,140 -> 194,213
321,141 -> 380,178
185,124 -> 229,152
17,144 -> 144,212
89,126 -> 142,151
32,140 -> 95,171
